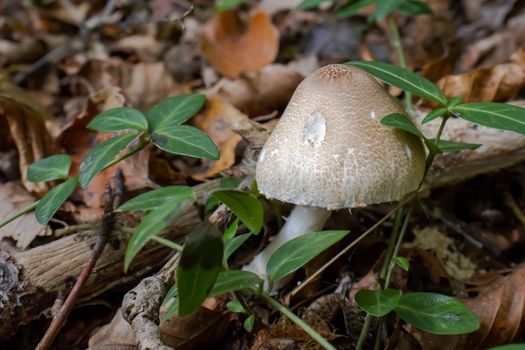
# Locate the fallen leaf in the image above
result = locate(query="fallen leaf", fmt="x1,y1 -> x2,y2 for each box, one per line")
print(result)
201,10 -> 279,79
88,308 -> 137,350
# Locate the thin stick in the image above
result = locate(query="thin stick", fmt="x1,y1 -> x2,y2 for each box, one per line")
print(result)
35,170 -> 123,350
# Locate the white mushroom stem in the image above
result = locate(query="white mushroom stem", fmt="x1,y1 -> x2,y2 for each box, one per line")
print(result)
243,205 -> 332,282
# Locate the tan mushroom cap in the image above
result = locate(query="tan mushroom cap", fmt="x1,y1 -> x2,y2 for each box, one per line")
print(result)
256,64 -> 426,210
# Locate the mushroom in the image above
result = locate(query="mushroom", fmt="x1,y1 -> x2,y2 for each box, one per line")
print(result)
244,64 -> 426,283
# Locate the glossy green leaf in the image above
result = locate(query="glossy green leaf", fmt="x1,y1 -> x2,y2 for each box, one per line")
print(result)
223,218 -> 239,240
447,96 -> 464,108
452,102 -> 525,135
355,289 -> 401,317
421,107 -> 447,124
395,256 -> 410,271
87,107 -> 148,132
380,113 -> 425,138
397,0 -> 432,16
267,230 -> 349,281
244,315 -> 255,332
27,154 -> 71,182
146,93 -> 206,132
118,186 -> 194,212
433,139 -> 480,153
226,299 -> 244,313
224,232 -> 251,263
161,283 -> 178,321
374,0 -> 404,20
212,189 -> 263,234
124,199 -> 193,270
79,133 -> 138,189
214,0 -> 248,11
152,125 -> 220,160
177,222 -> 224,316
394,292 -> 480,334
35,177 -> 78,225
209,270 -> 262,296
346,61 -> 447,105
205,177 -> 242,212
336,0 -> 374,18
297,0 -> 331,10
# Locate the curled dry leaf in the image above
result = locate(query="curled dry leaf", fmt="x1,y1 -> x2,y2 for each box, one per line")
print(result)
0,183 -> 48,249
201,10 -> 279,79
437,49 -> 525,102
0,78 -> 57,195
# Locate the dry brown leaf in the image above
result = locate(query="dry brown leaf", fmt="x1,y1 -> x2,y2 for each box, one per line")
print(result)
201,10 -> 279,79
437,49 -> 525,102
191,98 -> 246,180
0,182 -> 48,249
88,309 -> 137,350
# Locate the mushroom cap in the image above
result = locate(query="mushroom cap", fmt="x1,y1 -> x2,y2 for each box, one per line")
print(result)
255,64 -> 425,210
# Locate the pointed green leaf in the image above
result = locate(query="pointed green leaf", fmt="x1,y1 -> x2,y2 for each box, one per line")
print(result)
214,0 -> 248,11
124,199 -> 193,270
336,0 -> 374,18
146,93 -> 206,132
447,96 -> 464,108
152,125 -> 220,160
267,230 -> 349,281
421,107 -> 447,124
346,61 -> 447,105
374,0 -> 404,21
223,218 -> 239,240
177,222 -> 224,316
432,139 -> 480,153
212,190 -> 263,234
394,292 -> 480,334
118,186 -> 195,212
87,107 -> 148,132
161,283 -> 179,321
209,270 -> 262,296
297,0 -> 331,10
27,154 -> 71,182
244,315 -> 255,332
394,256 -> 410,271
380,113 -> 425,138
397,0 -> 432,17
224,232 -> 251,263
226,299 -> 244,313
79,133 -> 138,189
452,102 -> 525,135
355,289 -> 401,317
35,177 -> 78,225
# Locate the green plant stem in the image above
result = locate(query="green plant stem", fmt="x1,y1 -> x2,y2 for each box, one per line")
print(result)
387,15 -> 411,113
423,115 -> 450,179
0,201 -> 39,229
151,235 -> 183,252
54,223 -> 98,237
256,291 -> 336,350
384,205 -> 413,288
100,139 -> 148,172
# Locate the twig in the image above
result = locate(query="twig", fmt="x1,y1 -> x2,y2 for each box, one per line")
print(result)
35,170 -> 123,350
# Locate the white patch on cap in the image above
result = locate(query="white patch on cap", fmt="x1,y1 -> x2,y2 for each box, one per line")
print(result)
347,147 -> 355,155
259,148 -> 267,162
403,144 -> 412,159
304,112 -> 326,148
370,111 -> 377,119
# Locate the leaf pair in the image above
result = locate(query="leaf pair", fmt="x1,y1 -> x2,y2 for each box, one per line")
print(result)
356,289 -> 480,334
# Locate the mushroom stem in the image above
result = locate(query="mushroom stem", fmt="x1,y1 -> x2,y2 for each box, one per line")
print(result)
244,205 -> 332,282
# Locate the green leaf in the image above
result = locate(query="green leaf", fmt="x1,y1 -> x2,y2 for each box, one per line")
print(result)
421,107 -> 447,124
205,177 -> 242,211
355,289 -> 401,317
244,315 -> 255,332
374,0 -> 404,21
124,199 -> 193,270
209,270 -> 262,296
35,177 -> 78,225
177,222 -> 224,316
214,0 -> 248,11
146,93 -> 206,132
452,102 -> 525,135
380,113 -> 425,138
447,96 -> 464,108
224,232 -> 251,264
87,107 -> 148,132
152,125 -> 220,160
394,292 -> 480,334
79,133 -> 138,189
395,256 -> 410,271
336,0 -> 374,18
432,139 -> 480,153
226,299 -> 244,313
212,189 -> 263,234
397,0 -> 432,17
346,61 -> 447,105
489,345 -> 525,350
118,186 -> 195,212
223,218 -> 239,240
27,154 -> 71,182
161,283 -> 178,321
267,230 -> 349,282
296,0 -> 331,10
